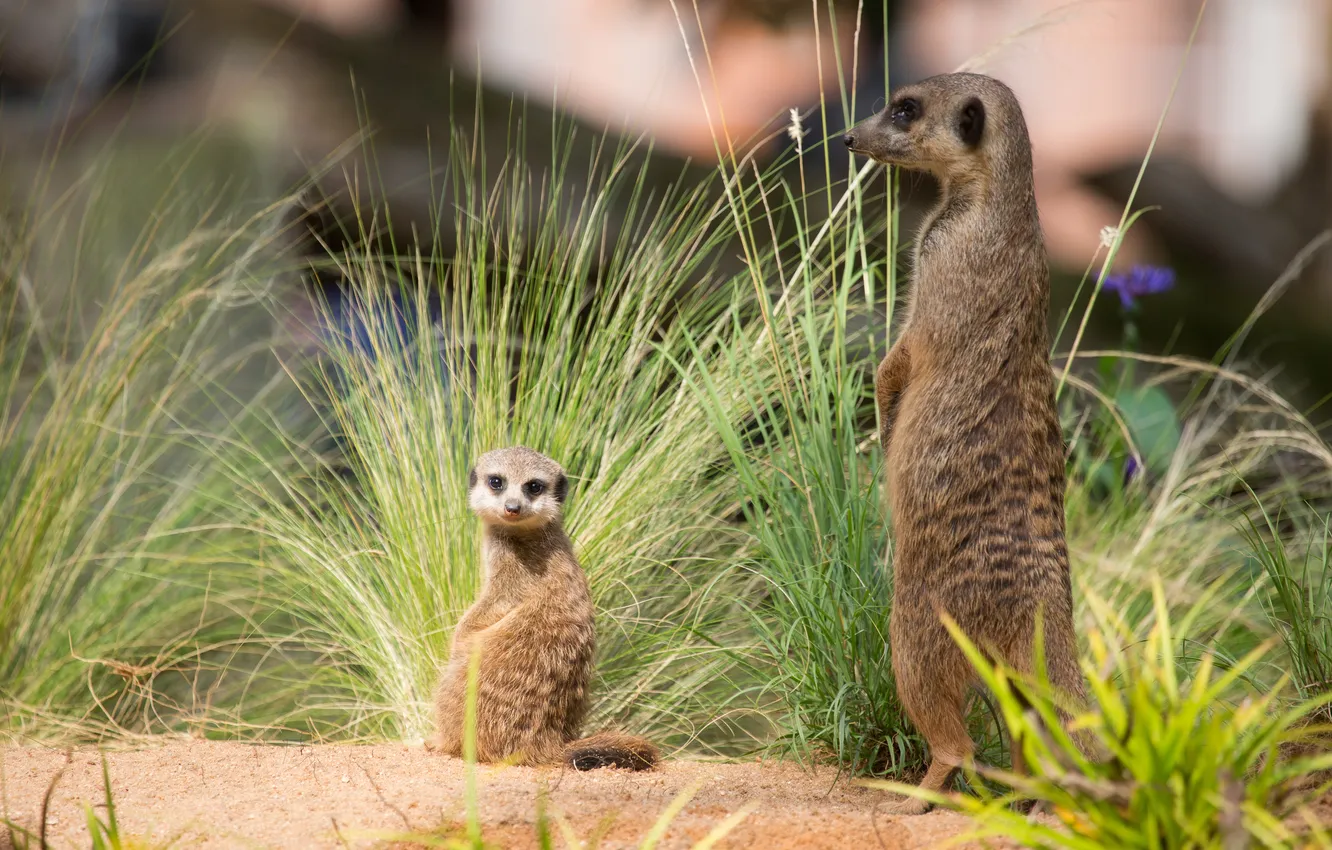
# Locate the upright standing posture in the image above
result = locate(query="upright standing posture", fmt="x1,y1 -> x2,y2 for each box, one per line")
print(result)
432,446 -> 657,770
844,73 -> 1087,814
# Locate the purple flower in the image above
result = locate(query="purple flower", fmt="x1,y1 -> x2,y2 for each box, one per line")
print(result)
1100,265 -> 1175,309
1124,454 -> 1141,485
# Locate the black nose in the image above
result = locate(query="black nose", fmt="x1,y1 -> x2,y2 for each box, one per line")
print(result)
843,132 -> 855,148
504,502 -> 521,515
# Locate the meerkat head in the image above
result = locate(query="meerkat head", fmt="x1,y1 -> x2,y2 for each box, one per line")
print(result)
842,72 -> 1029,183
468,446 -> 569,532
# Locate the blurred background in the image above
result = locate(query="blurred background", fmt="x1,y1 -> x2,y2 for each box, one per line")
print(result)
2,0 -> 1331,409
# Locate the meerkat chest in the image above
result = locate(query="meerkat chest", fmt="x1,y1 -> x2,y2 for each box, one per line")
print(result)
884,343 -> 1012,494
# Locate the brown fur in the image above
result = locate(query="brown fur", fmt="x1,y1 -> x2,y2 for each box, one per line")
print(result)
432,446 -> 656,770
845,73 -> 1091,813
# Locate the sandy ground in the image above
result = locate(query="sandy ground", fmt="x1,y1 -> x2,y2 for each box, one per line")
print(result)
0,741 -> 1009,849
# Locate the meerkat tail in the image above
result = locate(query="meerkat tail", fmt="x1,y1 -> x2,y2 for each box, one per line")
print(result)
563,731 -> 658,771
1041,625 -> 1105,763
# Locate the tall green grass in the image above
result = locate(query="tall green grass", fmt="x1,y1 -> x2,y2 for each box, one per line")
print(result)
223,128 -> 769,744
1244,504 -> 1332,717
0,141 -> 307,738
679,229 -> 912,773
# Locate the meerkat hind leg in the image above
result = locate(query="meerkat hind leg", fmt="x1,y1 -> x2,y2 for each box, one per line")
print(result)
1010,734 -> 1027,777
887,679 -> 974,815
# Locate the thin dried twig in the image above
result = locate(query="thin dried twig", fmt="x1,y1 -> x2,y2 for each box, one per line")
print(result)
38,751 -> 72,850
355,760 -> 413,831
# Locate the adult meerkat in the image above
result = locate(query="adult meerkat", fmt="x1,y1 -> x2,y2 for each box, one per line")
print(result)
844,73 -> 1089,813
432,446 -> 657,770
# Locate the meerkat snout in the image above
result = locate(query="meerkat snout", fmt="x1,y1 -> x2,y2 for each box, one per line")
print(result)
467,446 -> 569,531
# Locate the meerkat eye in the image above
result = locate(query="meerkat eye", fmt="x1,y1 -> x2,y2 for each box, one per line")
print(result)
523,480 -> 546,497
487,475 -> 504,491
890,97 -> 921,130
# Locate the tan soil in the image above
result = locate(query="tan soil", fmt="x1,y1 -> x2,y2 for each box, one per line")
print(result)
0,741 -> 1008,849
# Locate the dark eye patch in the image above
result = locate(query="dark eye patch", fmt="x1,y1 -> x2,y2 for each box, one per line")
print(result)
487,475 -> 505,491
889,97 -> 921,130
523,480 -> 546,497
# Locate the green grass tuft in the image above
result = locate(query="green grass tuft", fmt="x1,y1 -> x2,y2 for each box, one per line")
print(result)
226,130 -> 764,745
869,582 -> 1332,848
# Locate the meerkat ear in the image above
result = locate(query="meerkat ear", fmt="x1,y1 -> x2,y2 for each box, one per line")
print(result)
957,97 -> 986,148
554,473 -> 569,503
468,468 -> 477,490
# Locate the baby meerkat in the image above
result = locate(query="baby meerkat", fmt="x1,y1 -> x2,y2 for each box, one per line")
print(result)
432,446 -> 657,771
844,73 -> 1091,813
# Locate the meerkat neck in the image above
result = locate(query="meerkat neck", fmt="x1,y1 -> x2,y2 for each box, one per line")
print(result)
913,169 -> 1044,318
916,178 -> 982,257
484,523 -> 571,575
923,165 -> 1035,250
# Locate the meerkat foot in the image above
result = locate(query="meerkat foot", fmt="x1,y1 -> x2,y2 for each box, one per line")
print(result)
1016,799 -> 1052,818
881,753 -> 961,816
884,794 -> 934,816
